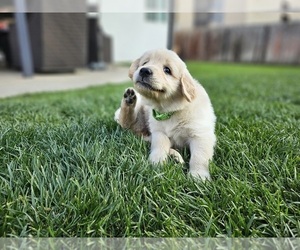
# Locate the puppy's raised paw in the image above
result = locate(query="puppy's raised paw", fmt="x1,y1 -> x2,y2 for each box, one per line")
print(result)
123,88 -> 137,106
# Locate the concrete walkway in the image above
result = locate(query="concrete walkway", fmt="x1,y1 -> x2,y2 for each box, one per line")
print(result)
0,66 -> 129,99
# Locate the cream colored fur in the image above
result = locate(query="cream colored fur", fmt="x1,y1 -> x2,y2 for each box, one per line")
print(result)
114,49 -> 216,180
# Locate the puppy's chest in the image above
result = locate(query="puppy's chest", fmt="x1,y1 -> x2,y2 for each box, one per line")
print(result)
154,119 -> 189,147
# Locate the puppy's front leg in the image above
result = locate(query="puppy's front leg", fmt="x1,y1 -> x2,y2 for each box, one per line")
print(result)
118,88 -> 137,129
188,138 -> 214,180
150,132 -> 171,164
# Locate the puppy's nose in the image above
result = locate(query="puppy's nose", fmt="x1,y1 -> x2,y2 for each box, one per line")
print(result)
139,67 -> 152,77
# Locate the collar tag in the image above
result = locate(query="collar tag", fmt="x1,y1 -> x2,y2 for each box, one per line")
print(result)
152,109 -> 175,121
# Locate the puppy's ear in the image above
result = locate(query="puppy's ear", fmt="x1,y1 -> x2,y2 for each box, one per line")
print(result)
180,69 -> 196,102
128,58 -> 141,79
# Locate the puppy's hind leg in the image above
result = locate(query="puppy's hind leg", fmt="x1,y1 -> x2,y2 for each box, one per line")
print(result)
169,149 -> 184,164
115,88 -> 137,129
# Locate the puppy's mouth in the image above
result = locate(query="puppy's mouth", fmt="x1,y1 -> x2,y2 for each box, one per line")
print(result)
136,80 -> 164,93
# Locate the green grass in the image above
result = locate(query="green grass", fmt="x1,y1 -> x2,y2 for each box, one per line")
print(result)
0,62 -> 299,237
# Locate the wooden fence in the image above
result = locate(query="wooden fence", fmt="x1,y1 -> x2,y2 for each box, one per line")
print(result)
174,23 -> 300,64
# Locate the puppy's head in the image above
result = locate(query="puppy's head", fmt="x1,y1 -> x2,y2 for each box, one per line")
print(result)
129,49 -> 196,107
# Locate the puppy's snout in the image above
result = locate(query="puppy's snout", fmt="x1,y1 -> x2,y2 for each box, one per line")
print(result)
139,67 -> 152,77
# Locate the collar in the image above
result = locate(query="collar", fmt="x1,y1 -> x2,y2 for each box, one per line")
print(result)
152,109 -> 175,121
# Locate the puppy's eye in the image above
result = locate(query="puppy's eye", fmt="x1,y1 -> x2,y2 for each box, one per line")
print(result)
142,61 -> 148,66
163,66 -> 171,75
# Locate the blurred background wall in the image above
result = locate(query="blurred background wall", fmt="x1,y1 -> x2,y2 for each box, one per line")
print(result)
98,0 -> 300,64
0,0 -> 299,76
100,0 -> 169,62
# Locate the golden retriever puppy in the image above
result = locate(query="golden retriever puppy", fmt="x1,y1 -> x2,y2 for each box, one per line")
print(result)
114,49 -> 216,180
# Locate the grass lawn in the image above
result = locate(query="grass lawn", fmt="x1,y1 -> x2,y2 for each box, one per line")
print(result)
0,62 -> 299,237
